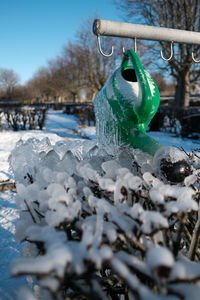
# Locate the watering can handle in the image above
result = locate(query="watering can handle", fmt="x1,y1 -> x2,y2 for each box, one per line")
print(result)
121,50 -> 160,132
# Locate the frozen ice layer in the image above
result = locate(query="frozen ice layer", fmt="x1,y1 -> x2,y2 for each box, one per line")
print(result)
93,49 -> 160,155
9,137 -> 200,299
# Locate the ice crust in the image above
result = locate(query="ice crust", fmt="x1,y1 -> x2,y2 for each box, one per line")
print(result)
10,138 -> 200,299
93,65 -> 157,150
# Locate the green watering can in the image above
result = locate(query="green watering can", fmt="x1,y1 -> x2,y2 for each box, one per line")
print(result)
93,49 -> 162,155
93,49 -> 192,183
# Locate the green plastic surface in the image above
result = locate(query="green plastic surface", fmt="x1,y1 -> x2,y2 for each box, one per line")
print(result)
94,49 -> 162,155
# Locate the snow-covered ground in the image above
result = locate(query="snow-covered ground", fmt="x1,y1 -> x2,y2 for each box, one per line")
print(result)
0,110 -> 82,299
0,109 -> 200,299
79,126 -> 200,152
0,111 -> 80,182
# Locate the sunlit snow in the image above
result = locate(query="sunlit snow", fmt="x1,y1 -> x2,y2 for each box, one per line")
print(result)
0,109 -> 200,299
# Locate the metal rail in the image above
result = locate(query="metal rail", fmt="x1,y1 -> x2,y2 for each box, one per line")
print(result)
93,19 -> 200,45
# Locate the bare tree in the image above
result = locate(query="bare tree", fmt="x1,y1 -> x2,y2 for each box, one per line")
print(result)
76,20 -> 118,98
27,68 -> 55,102
46,57 -> 70,102
27,18 -> 121,103
0,68 -> 20,100
26,16 -> 146,104
116,0 -> 200,107
75,17 -> 147,99
60,43 -> 87,102
152,73 -> 175,94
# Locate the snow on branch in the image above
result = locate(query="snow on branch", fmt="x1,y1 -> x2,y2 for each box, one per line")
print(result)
10,138 -> 200,299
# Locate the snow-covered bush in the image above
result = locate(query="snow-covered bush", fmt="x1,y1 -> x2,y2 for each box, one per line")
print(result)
10,138 -> 200,299
161,115 -> 182,136
4,107 -> 47,131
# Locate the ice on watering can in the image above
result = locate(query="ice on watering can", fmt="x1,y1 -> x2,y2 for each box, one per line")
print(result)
94,68 -> 139,147
93,49 -> 161,156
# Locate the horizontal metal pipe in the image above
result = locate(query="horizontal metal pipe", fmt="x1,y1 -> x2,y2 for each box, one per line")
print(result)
93,19 -> 200,45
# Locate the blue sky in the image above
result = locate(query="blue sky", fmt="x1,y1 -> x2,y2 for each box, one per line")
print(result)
0,0 -> 122,83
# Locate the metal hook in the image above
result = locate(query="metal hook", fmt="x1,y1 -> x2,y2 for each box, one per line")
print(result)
160,41 -> 174,61
123,37 -> 137,54
134,37 -> 137,53
97,35 -> 114,57
192,52 -> 200,63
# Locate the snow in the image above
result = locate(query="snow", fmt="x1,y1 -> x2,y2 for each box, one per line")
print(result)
0,110 -> 82,299
149,131 -> 200,152
147,246 -> 174,270
0,109 -> 200,299
0,190 -> 28,298
79,126 -> 200,152
0,110 -> 80,182
16,287 -> 38,300
43,110 -> 79,138
149,181 -> 197,213
77,126 -> 96,140
169,284 -> 200,300
12,226 -> 72,278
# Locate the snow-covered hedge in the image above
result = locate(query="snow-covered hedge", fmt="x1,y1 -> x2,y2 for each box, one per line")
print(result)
10,138 -> 200,299
2,107 -> 47,131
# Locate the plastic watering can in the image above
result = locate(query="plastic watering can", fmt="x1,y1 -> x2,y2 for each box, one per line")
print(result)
93,49 -> 162,155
